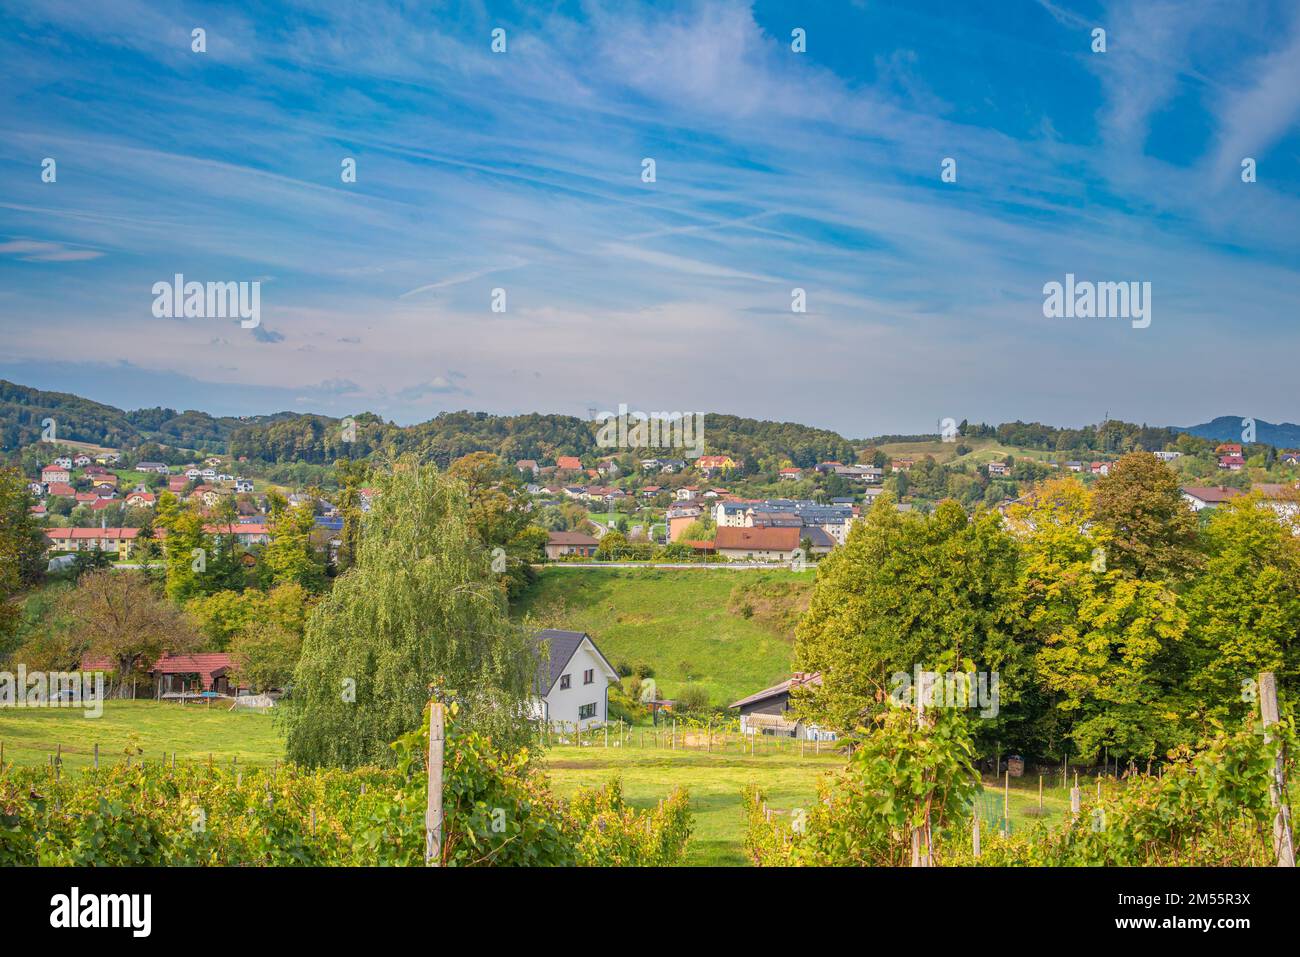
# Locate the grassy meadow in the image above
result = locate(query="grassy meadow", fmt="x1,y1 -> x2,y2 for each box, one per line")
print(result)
513,567 -> 814,705
0,699 -> 282,770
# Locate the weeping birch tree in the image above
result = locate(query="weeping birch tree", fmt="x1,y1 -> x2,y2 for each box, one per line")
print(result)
284,458 -> 536,768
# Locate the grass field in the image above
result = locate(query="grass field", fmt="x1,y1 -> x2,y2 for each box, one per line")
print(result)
875,437 -> 1074,466
513,567 -> 813,705
0,700 -> 283,770
543,736 -> 1076,866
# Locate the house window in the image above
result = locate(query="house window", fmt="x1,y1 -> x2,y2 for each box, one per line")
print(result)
578,703 -> 597,720
559,674 -> 570,690
583,669 -> 594,685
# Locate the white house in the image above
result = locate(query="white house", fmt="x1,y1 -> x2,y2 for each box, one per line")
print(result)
531,629 -> 619,730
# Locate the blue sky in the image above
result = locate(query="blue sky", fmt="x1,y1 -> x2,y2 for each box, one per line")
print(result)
1,0 -> 1298,436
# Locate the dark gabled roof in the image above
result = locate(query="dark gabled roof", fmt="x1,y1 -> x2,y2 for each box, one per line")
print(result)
533,629 -> 618,695
729,672 -> 822,710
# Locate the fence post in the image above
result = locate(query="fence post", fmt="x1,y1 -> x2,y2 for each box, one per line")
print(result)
426,701 -> 445,867
1003,770 -> 1009,836
972,813 -> 981,859
1259,672 -> 1296,867
1038,774 -> 1043,811
1070,771 -> 1080,821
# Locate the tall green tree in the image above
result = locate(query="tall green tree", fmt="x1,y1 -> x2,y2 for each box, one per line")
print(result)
1091,451 -> 1199,582
1182,493 -> 1300,720
284,459 -> 535,768
263,494 -> 326,592
793,497 -> 1027,748
153,493 -> 213,603
1012,477 -> 1189,761
0,466 -> 46,658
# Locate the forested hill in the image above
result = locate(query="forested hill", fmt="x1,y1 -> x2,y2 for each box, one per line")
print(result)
0,379 -> 296,454
0,378 -> 859,468
3,377 -> 1287,469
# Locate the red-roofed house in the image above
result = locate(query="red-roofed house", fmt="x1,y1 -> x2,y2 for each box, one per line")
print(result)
1218,455 -> 1246,471
779,467 -> 803,481
556,456 -> 583,472
41,465 -> 70,484
1182,486 -> 1243,511
714,526 -> 802,561
203,523 -> 271,546
45,527 -> 140,555
45,482 -> 76,498
81,653 -> 242,696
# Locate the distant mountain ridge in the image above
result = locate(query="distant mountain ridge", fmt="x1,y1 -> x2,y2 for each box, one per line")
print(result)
1177,416 -> 1300,449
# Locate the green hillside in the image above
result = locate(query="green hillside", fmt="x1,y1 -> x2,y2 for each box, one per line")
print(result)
512,568 -> 815,707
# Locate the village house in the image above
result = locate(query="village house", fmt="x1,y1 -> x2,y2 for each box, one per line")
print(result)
1182,486 -> 1244,511
1091,461 -> 1110,476
234,478 -> 254,493
516,459 -> 539,476
779,467 -> 803,481
203,523 -> 271,546
53,456 -> 73,469
544,530 -> 598,559
730,672 -> 835,740
45,527 -> 140,556
1065,461 -> 1084,472
1218,454 -> 1246,471
714,526 -> 802,562
1153,450 -> 1182,462
891,458 -> 914,472
136,461 -> 170,474
530,629 -> 618,729
41,464 -> 71,485
1282,451 -> 1300,466
695,454 -> 736,478
73,454 -> 92,467
556,455 -> 583,472
124,491 -> 157,508
987,461 -> 1010,477
666,503 -> 703,542
81,652 -> 244,697
1215,443 -> 1243,456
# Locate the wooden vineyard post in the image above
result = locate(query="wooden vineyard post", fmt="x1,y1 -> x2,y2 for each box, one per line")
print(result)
1003,770 -> 1009,836
972,813 -> 981,859
426,701 -> 445,867
1038,774 -> 1043,811
1070,771 -> 1081,821
1258,672 -> 1296,867
912,671 -> 932,866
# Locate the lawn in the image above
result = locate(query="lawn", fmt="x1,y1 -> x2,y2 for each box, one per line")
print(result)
0,700 -> 284,770
513,567 -> 813,705
543,736 -> 1076,866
